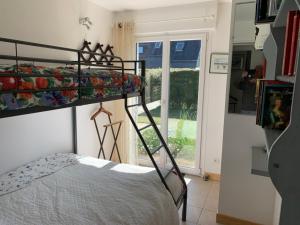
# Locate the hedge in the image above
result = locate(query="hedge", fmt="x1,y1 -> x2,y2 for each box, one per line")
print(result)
145,69 -> 199,120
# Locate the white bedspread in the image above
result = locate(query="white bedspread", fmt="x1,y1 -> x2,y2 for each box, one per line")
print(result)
0,155 -> 180,225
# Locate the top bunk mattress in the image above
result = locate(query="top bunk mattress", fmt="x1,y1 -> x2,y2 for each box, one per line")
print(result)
0,64 -> 143,111
0,153 -> 181,225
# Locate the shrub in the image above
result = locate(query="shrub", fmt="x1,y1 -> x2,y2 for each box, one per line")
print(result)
137,122 -> 195,159
137,128 -> 160,154
144,68 -> 199,120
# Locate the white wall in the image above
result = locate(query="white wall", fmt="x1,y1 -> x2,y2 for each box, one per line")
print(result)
202,2 -> 232,174
114,1 -> 232,175
0,0 -> 114,173
116,1 -> 218,35
219,115 -> 276,224
76,102 -> 115,159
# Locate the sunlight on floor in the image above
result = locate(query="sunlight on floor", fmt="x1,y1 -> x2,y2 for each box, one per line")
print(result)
179,175 -> 221,225
184,177 -> 192,185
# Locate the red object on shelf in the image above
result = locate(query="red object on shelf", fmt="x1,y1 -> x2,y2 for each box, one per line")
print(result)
288,12 -> 300,76
262,58 -> 267,79
282,11 -> 297,76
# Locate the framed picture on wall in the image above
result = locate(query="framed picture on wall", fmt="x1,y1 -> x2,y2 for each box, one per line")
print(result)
209,53 -> 229,74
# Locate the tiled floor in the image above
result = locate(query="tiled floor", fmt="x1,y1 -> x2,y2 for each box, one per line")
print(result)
178,175 -> 221,225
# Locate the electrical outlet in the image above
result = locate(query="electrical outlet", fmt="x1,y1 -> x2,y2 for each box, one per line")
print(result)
214,158 -> 220,164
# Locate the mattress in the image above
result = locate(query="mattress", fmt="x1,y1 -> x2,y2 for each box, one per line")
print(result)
0,153 -> 181,225
0,64 -> 143,111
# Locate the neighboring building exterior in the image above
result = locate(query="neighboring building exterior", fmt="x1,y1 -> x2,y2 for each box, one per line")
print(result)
138,40 -> 201,68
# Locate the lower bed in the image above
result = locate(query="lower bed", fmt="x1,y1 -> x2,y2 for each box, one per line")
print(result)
0,153 -> 180,225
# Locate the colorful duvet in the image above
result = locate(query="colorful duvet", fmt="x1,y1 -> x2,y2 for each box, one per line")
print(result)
0,64 -> 143,110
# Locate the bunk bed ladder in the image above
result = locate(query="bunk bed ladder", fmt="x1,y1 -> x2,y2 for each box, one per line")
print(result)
124,61 -> 188,221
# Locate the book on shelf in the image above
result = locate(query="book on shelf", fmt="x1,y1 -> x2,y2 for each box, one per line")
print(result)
256,80 -> 293,130
256,79 -> 277,125
288,12 -> 300,76
282,10 -> 300,76
282,11 -> 298,75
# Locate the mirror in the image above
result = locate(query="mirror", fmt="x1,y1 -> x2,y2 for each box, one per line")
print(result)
228,1 -> 266,115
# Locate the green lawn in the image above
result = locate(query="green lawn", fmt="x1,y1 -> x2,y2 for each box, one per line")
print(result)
137,107 -> 197,168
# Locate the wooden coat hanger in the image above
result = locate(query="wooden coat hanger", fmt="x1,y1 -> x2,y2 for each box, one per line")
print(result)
90,103 -> 112,120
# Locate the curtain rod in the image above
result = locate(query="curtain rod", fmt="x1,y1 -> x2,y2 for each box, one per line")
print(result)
135,15 -> 216,25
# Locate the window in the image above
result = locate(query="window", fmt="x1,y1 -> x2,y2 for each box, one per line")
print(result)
175,42 -> 185,51
138,46 -> 144,54
154,42 -> 162,49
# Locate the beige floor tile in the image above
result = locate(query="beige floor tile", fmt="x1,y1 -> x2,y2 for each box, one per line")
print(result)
180,221 -> 197,225
188,181 -> 212,196
211,182 -> 220,193
179,205 -> 202,224
203,185 -> 219,211
178,175 -> 220,225
185,175 -> 213,208
198,209 -> 221,225
187,192 -> 207,208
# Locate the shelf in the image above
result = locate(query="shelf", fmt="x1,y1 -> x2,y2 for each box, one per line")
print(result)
251,146 -> 269,177
273,0 -> 299,28
255,19 -> 274,25
276,75 -> 296,83
264,27 -> 286,79
263,128 -> 283,153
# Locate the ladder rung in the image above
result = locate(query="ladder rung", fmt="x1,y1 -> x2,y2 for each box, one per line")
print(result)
151,145 -> 163,155
139,124 -> 152,131
127,103 -> 141,108
164,167 -> 175,179
176,190 -> 186,205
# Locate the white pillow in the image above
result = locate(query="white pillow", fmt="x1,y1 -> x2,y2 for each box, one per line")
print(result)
0,153 -> 79,197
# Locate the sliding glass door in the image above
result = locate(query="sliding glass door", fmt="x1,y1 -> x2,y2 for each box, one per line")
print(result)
135,34 -> 206,174
136,41 -> 163,166
167,40 -> 202,169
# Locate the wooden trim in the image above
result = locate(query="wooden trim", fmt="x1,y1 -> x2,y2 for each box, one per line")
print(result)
216,213 -> 262,225
205,172 -> 221,181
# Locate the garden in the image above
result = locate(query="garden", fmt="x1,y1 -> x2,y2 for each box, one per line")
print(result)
137,68 -> 200,168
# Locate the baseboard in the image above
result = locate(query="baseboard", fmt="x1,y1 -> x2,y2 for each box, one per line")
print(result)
216,213 -> 262,225
205,172 -> 221,181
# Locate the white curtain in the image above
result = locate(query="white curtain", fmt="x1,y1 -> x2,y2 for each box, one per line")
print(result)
111,21 -> 138,164
112,22 -> 135,60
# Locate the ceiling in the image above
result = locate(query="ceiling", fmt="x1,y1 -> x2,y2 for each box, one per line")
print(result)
89,0 -> 229,11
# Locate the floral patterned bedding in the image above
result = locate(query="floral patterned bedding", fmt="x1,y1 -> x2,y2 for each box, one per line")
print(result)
0,64 -> 143,111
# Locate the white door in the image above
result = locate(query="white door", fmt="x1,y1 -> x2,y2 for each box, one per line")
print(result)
135,34 -> 207,175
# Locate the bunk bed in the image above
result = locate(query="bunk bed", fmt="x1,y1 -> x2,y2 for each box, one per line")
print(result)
0,37 -> 187,225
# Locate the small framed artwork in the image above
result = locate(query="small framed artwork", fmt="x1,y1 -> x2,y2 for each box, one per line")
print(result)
210,53 -> 229,74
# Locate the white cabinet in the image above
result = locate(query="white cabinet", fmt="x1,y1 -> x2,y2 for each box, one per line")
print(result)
234,20 -> 256,44
233,2 -> 256,44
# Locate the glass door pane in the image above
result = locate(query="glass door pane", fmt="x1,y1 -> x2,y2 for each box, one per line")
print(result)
136,41 -> 163,166
167,40 -> 201,169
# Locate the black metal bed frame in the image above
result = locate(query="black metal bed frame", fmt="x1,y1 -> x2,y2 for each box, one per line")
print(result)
0,37 -> 187,221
